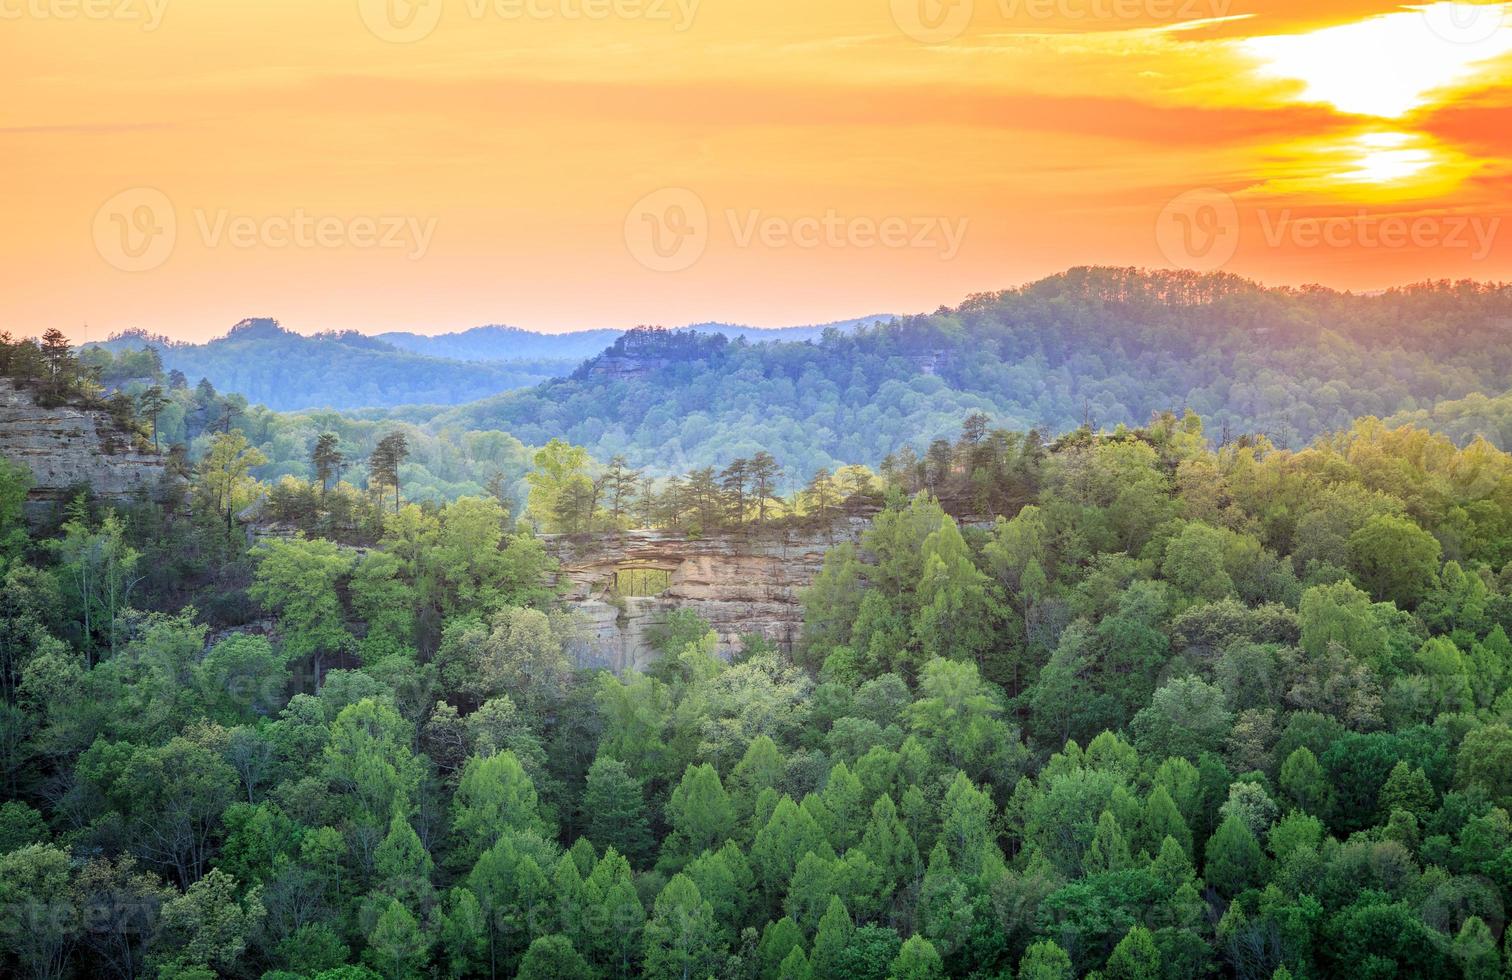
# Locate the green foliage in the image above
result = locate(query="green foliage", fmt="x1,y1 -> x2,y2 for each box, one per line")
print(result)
14,370 -> 1512,979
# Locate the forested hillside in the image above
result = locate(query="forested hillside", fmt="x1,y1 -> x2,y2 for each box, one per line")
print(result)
6,326 -> 1512,977
425,268 -> 1512,485
85,316 -> 892,415
376,317 -> 887,363
87,320 -> 574,412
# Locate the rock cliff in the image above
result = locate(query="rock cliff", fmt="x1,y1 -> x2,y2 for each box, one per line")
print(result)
543,517 -> 871,673
0,378 -> 171,521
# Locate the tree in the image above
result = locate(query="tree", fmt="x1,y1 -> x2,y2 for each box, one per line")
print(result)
50,507 -> 141,659
1456,723 -> 1512,810
607,455 -> 641,528
39,328 -> 73,398
803,469 -> 839,526
249,537 -> 354,686
0,458 -> 29,575
749,452 -> 783,524
1376,761 -> 1435,823
312,433 -> 344,497
1203,814 -> 1264,898
584,755 -> 654,867
369,431 -> 410,514
372,811 -> 435,911
0,844 -> 77,979
643,874 -> 723,980
810,896 -> 854,978
518,935 -> 592,980
1347,514 -> 1441,608
198,431 -> 267,532
77,734 -> 238,887
1018,939 -> 1073,980
138,385 -> 168,451
1130,677 -> 1232,762
452,750 -> 550,865
1104,926 -> 1160,980
1453,916 -> 1498,980
889,935 -> 944,980
153,869 -> 266,976
721,458 -> 751,526
364,898 -> 428,979
525,439 -> 596,532
1278,747 -> 1330,817
664,763 -> 736,868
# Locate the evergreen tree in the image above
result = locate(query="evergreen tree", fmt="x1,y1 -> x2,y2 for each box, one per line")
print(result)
312,432 -> 344,496
584,755 -> 654,867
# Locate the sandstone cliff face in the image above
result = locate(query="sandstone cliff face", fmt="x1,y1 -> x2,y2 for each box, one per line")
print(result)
0,378 -> 170,521
544,518 -> 870,673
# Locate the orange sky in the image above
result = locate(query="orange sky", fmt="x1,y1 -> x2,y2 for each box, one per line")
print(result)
4,0 -> 1512,341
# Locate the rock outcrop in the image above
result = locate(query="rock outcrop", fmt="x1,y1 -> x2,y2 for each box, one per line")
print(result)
544,517 -> 871,673
0,378 -> 171,522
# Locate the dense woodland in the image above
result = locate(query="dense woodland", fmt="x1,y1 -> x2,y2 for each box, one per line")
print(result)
9,312 -> 1512,977
423,269 -> 1512,484
10,271 -> 1512,978
84,316 -> 890,416
88,320 -> 574,412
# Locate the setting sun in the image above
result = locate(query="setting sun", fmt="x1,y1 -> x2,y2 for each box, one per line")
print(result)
1242,3 -> 1512,118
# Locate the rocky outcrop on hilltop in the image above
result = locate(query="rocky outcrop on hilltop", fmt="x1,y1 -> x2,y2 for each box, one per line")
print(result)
572,326 -> 729,384
544,516 -> 872,673
0,378 -> 171,521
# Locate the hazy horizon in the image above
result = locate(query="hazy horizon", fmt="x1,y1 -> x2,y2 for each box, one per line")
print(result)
19,265 -> 1487,346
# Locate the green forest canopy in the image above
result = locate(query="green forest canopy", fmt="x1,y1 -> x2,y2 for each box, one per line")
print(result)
5,376 -> 1512,976
419,268 -> 1512,485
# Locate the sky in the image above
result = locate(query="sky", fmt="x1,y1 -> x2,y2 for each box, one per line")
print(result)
4,0 -> 1512,341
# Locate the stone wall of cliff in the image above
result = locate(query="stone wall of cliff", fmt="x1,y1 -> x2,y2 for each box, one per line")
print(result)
543,517 -> 871,673
0,378 -> 171,521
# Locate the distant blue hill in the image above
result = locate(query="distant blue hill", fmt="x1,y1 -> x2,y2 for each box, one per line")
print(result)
85,314 -> 892,412
373,315 -> 893,363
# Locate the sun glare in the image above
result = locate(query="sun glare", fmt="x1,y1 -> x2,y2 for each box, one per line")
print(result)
1242,3 -> 1512,118
1344,131 -> 1437,182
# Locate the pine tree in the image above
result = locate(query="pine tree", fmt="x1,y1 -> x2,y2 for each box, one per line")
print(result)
364,898 -> 429,979
372,811 -> 435,911
1104,925 -> 1160,980
369,431 -> 409,513
889,935 -> 945,980
584,755 -> 654,867
810,897 -> 854,977
1203,814 -> 1264,898
517,935 -> 592,980
749,451 -> 782,524
606,454 -> 641,528
138,385 -> 167,451
721,458 -> 751,526
643,874 -> 723,980
39,328 -> 73,399
312,432 -> 343,497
